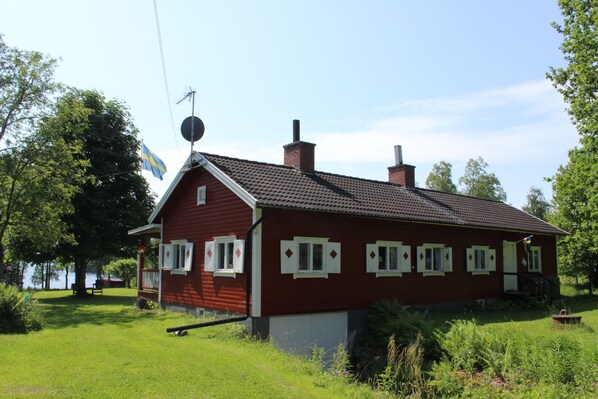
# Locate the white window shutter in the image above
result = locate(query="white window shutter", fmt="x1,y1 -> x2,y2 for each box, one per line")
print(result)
443,247 -> 453,272
280,240 -> 297,274
326,242 -> 341,274
400,245 -> 411,273
232,239 -> 245,273
183,243 -> 194,271
204,241 -> 215,272
416,246 -> 425,272
366,244 -> 378,273
466,248 -> 474,272
488,249 -> 496,271
161,244 -> 173,270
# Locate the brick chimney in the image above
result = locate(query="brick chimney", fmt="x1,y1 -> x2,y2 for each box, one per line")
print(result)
283,119 -> 316,172
388,145 -> 415,187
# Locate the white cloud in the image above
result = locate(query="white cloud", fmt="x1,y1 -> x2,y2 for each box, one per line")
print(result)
146,80 -> 579,208
306,80 -> 577,166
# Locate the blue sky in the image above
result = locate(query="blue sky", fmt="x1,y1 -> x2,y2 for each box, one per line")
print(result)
0,1 -> 579,208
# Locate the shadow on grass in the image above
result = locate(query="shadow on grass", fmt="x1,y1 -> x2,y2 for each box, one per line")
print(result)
35,291 -> 157,330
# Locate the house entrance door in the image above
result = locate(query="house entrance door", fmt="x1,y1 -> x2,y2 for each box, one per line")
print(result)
503,241 -> 517,292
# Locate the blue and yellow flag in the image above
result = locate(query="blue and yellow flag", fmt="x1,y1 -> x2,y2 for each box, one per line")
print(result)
523,235 -> 532,253
141,143 -> 167,180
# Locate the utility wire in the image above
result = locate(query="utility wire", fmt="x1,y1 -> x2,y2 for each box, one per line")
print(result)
153,0 -> 181,160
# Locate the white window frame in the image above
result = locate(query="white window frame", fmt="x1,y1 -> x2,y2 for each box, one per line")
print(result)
197,185 -> 206,206
366,241 -> 411,277
417,244 -> 452,276
280,237 -> 341,279
466,246 -> 496,275
204,236 -> 245,278
528,246 -> 541,272
161,240 -> 193,275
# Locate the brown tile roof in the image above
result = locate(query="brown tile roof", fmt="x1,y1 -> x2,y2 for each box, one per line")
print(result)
202,153 -> 566,236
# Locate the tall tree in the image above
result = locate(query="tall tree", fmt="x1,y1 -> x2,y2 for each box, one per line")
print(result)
547,0 -> 598,293
0,95 -> 87,281
55,90 -> 154,296
425,161 -> 458,193
0,36 -> 60,143
0,37 -> 68,279
522,186 -> 550,220
458,157 -> 507,201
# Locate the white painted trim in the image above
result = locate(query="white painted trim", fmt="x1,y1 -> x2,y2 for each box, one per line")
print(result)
293,272 -> 329,279
375,271 -> 404,278
214,271 -> 237,278
422,271 -> 445,277
251,209 -> 262,317
201,155 -> 257,209
158,218 -> 163,304
128,223 -> 161,235
148,152 -> 257,223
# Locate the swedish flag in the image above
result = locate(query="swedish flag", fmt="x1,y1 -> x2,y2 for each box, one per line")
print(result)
141,143 -> 167,180
523,235 -> 532,253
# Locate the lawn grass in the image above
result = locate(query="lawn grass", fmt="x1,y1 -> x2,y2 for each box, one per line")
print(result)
426,291 -> 598,398
0,289 -> 377,399
430,291 -> 598,348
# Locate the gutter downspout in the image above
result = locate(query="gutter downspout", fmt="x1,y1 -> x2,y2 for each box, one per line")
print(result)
166,215 -> 264,333
158,218 -> 164,304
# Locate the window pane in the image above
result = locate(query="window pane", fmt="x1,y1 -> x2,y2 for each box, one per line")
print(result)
433,248 -> 443,271
217,243 -> 225,270
425,248 -> 433,270
299,243 -> 309,271
226,242 -> 234,269
378,246 -> 387,270
313,244 -> 323,271
389,246 -> 399,270
179,245 -> 186,269
475,249 -> 486,270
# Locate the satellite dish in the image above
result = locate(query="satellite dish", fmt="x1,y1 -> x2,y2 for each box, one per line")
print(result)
180,116 -> 205,142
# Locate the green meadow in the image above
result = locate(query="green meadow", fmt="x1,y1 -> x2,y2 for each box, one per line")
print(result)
0,289 -> 376,399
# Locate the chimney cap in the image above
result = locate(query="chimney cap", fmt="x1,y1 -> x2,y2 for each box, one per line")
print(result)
293,119 -> 300,142
394,145 -> 403,166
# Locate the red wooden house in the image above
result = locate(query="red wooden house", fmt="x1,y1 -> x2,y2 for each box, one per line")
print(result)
130,121 -> 565,353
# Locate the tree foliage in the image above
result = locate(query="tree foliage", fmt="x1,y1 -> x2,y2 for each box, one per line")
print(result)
458,157 -> 507,201
105,258 -> 137,288
425,161 -> 458,193
549,147 -> 598,292
547,0 -> 598,292
0,38 -> 87,279
55,90 -> 154,295
522,186 -> 550,220
0,36 -> 60,143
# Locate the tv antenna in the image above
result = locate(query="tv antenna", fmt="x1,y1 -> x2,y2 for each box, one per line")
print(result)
177,88 -> 205,154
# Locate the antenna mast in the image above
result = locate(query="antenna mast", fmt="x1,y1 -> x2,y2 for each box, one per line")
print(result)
176,88 -> 197,154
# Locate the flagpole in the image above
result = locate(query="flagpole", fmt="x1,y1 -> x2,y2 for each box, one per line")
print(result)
140,139 -> 144,176
515,235 -> 533,244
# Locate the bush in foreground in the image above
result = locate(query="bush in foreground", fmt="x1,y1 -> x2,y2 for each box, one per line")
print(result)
0,283 -> 43,333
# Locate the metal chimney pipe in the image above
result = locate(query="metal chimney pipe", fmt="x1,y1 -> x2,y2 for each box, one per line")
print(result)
293,119 -> 300,142
394,145 -> 403,165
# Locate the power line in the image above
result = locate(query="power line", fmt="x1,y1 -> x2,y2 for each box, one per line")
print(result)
153,0 -> 181,160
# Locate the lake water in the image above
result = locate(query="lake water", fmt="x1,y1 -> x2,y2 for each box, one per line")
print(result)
22,267 -> 99,290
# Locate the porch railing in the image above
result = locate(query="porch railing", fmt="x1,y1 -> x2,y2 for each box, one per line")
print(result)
502,272 -> 559,302
141,269 -> 159,291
